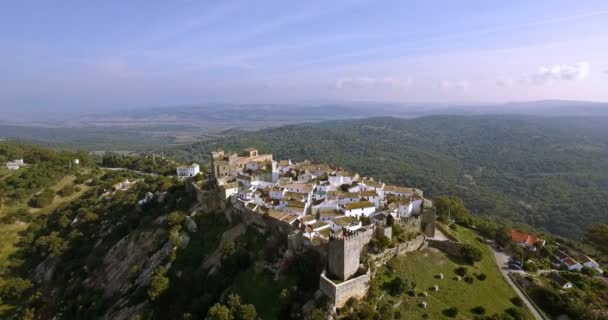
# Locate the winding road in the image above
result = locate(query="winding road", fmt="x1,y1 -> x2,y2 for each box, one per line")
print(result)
491,248 -> 546,320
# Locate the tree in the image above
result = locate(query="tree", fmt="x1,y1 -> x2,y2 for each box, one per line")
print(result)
147,266 -> 169,301
206,304 -> 231,320
0,277 -> 32,301
35,231 -> 67,257
587,223 -> 608,255
385,275 -> 409,296
386,214 -> 395,226
377,235 -> 390,251
435,196 -> 469,223
461,244 -> 483,264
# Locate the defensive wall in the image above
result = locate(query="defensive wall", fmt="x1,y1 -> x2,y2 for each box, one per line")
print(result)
319,270 -> 370,308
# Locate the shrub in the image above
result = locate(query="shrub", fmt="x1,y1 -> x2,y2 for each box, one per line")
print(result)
455,267 -> 468,277
476,273 -> 487,281
442,307 -> 459,318
147,266 -> 169,301
464,276 -> 474,284
523,261 -> 538,272
510,297 -> 524,307
57,185 -> 75,197
581,267 -> 596,277
505,307 -> 525,320
29,189 -> 56,208
471,306 -> 486,315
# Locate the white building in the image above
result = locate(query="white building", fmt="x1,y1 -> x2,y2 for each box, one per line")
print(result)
270,187 -> 286,200
342,201 -> 375,217
177,163 -> 200,178
330,216 -> 362,232
578,255 -> 602,272
5,159 -> 24,170
397,198 -> 423,218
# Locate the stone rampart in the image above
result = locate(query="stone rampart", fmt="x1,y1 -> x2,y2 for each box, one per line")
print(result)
319,271 -> 370,308
231,197 -> 294,235
428,239 -> 465,257
369,234 -> 426,267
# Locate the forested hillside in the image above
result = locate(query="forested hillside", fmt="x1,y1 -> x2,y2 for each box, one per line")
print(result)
169,115 -> 608,239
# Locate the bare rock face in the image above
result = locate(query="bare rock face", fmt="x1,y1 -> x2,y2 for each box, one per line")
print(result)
185,216 -> 198,233
32,257 -> 57,286
104,298 -> 147,320
83,227 -> 169,298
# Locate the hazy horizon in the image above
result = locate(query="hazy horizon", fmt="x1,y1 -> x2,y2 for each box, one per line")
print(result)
2,0 -> 608,114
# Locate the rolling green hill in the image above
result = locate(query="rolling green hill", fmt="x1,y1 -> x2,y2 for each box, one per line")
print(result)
168,115 -> 608,239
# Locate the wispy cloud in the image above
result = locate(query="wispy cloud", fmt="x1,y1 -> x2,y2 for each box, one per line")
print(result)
335,76 -> 412,89
531,61 -> 590,84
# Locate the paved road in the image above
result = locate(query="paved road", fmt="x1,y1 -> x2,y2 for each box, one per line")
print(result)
491,248 -> 545,320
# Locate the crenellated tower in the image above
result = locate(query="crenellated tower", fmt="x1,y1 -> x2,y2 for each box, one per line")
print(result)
327,228 -> 374,281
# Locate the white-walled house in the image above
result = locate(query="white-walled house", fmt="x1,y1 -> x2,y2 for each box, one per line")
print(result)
177,163 -> 200,178
245,161 -> 259,171
579,255 -> 601,271
270,187 -> 286,200
330,216 -> 362,232
563,258 -> 583,271
397,197 -> 423,218
298,173 -> 316,184
360,190 -> 381,208
5,159 -> 24,170
342,201 -> 375,217
220,182 -> 238,200
383,185 -> 423,198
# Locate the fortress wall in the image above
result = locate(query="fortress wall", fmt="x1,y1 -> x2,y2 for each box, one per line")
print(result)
369,234 -> 426,267
319,271 -> 370,308
428,239 -> 465,257
230,197 -> 294,235
421,210 -> 436,237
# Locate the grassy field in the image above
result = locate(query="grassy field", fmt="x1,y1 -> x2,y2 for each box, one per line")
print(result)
372,225 -> 533,319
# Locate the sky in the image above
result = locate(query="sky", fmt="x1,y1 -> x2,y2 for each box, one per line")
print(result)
1,0 -> 608,114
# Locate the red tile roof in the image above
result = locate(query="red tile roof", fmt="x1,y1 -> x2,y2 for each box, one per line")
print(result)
511,230 -> 540,246
563,258 -> 580,267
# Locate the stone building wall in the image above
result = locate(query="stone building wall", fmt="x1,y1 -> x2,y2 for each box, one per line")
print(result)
328,228 -> 374,281
398,215 -> 422,234
319,271 -> 370,308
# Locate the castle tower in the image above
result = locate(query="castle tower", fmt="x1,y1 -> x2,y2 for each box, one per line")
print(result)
421,208 -> 436,237
327,229 -> 374,281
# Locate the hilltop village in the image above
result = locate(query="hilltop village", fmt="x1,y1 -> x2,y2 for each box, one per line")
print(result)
187,148 -> 436,310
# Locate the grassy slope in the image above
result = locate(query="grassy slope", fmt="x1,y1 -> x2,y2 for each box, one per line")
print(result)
0,171 -> 92,312
375,225 -> 533,319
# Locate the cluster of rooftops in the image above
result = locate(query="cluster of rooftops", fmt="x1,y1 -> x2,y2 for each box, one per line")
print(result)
211,148 -> 432,242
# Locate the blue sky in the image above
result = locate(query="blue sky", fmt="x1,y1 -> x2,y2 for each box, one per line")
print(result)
1,0 -> 608,113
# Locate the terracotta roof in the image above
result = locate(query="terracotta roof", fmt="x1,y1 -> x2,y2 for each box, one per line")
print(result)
563,258 -> 580,267
511,230 -> 540,246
